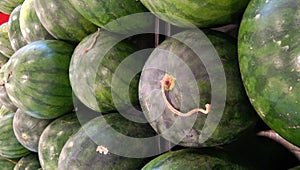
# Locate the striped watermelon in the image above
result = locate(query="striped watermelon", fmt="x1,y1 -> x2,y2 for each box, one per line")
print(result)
0,0 -> 24,14
0,62 -> 18,111
13,109 -> 52,152
34,0 -> 97,42
140,0 -> 250,28
0,23 -> 14,58
5,40 -> 74,119
67,0 -> 153,34
19,0 -> 54,43
14,153 -> 41,170
69,30 -> 140,113
0,106 -> 30,158
38,113 -> 80,170
8,5 -> 27,51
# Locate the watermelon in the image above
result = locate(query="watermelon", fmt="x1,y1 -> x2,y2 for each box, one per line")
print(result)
0,0 -> 24,14
0,62 -> 18,111
69,30 -> 141,113
0,23 -> 14,58
238,0 -> 300,147
142,149 -> 247,169
38,113 -> 80,170
8,5 -> 27,51
139,0 -> 250,28
34,0 -> 97,42
58,113 -> 156,169
13,109 -> 52,152
0,156 -> 17,170
0,53 -> 9,69
19,0 -> 54,43
0,105 -> 30,158
13,153 -> 41,170
139,29 -> 258,147
5,40 -> 74,119
67,0 -> 153,34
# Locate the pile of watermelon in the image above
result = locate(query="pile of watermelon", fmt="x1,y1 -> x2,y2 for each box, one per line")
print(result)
0,0 -> 299,169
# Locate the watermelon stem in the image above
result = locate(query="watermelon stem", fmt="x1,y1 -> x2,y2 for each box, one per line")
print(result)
0,155 -> 17,165
160,74 -> 211,117
82,28 -> 101,54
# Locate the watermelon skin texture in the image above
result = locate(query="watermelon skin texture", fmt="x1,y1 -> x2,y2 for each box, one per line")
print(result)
34,0 -> 97,42
140,0 -> 250,28
13,109 -> 52,152
67,0 -> 153,34
0,106 -> 30,158
139,30 -> 257,147
5,40 -> 74,119
0,62 -> 18,112
0,23 -> 14,58
13,153 -> 41,170
58,113 -> 155,170
238,0 -> 300,147
38,113 -> 80,170
19,0 -> 54,43
8,5 -> 27,51
69,31 -> 140,113
0,0 -> 24,14
142,149 -> 246,170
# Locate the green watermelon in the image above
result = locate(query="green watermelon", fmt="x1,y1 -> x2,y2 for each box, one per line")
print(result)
0,0 -> 24,14
0,53 -> 9,70
0,106 -> 30,158
142,149 -> 247,170
13,109 -> 52,152
139,0 -> 250,28
8,5 -> 27,51
139,29 -> 258,147
13,153 -> 41,170
0,156 -> 18,170
19,0 -> 54,43
67,0 -> 153,34
58,113 -> 156,170
38,113 -> 80,170
0,23 -> 14,58
5,40 -> 74,119
0,62 -> 18,111
238,0 -> 300,147
34,0 -> 97,42
69,30 -> 141,113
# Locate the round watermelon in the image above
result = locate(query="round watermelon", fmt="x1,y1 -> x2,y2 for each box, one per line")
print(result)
38,113 -> 80,170
0,0 -> 24,14
5,40 -> 74,119
58,113 -> 156,169
34,0 -> 97,42
142,149 -> 247,169
69,30 -> 140,113
0,23 -> 14,58
0,106 -> 30,158
13,109 -> 52,152
139,29 -> 258,147
8,5 -> 27,51
139,0 -> 250,28
19,0 -> 54,43
238,0 -> 300,147
13,153 -> 41,170
67,0 -> 153,34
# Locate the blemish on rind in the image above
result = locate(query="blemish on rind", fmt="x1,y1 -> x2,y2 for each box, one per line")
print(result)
254,14 -> 261,20
96,145 -> 109,155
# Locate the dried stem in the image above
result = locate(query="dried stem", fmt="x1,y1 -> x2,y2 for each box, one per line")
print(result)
82,28 -> 101,54
160,74 -> 211,117
0,155 -> 17,164
257,130 -> 300,161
